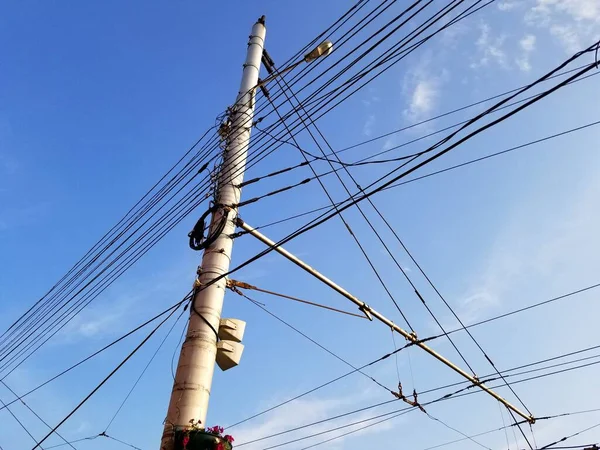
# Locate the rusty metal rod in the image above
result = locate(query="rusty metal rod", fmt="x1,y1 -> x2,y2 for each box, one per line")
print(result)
227,279 -> 367,319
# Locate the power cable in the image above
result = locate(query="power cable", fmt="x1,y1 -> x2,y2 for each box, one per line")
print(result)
0,395 -> 44,449
243,116 -> 600,235
265,75 -> 417,333
236,290 -> 394,393
228,304 -> 600,436
104,307 -> 187,433
272,48 -> 482,378
31,294 -> 186,450
0,293 -> 191,413
0,380 -> 77,449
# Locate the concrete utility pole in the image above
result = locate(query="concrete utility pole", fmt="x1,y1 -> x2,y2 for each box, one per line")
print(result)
160,16 -> 266,449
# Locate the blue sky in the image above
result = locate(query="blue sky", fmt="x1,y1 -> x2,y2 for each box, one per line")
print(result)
1,1 -> 600,449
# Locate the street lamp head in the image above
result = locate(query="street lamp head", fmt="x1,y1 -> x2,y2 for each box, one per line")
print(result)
304,40 -> 333,63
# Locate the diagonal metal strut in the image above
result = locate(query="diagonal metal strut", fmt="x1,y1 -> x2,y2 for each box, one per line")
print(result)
236,217 -> 535,424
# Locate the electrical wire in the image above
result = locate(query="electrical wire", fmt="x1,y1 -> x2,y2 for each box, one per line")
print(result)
103,307 -> 187,433
0,395 -> 44,449
238,291 -> 394,393
272,49 -> 481,378
242,116 -> 600,239
0,380 -> 77,449
31,295 -> 186,450
0,292 -> 192,413
1,0 -> 492,366
227,288 -> 600,434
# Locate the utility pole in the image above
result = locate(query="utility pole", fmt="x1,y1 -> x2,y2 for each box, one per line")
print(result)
160,16 -> 266,450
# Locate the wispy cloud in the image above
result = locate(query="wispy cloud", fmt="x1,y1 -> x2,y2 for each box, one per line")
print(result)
470,22 -> 508,69
444,160 -> 600,328
402,53 -> 448,126
516,33 -> 537,71
526,0 -> 600,52
363,114 -> 376,137
406,80 -> 439,122
232,392 -> 399,450
497,1 -> 519,11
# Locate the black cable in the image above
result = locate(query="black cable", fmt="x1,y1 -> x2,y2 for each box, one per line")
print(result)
0,380 -> 77,449
0,0 -> 438,397
273,49 -> 480,376
246,117 -> 600,235
255,364 -> 600,450
104,307 -> 187,432
221,52 -> 600,304
0,130 -> 219,358
44,435 -> 100,450
268,73 -> 418,332
0,126 -> 217,346
333,62 -> 596,155
0,157 -> 217,375
31,295 -> 185,450
244,70 -> 599,196
0,153 -> 217,370
234,0 -> 480,187
240,291 -> 394,393
188,203 -> 229,251
538,421 -> 600,449
0,292 -> 191,412
227,284 -> 600,433
0,395 -> 44,449
235,178 -> 311,208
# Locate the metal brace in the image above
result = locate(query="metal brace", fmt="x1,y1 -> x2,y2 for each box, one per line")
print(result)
358,303 -> 373,321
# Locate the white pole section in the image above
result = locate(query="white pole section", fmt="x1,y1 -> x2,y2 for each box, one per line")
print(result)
160,16 -> 266,449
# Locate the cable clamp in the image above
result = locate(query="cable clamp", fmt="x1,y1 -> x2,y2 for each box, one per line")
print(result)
227,279 -> 257,291
359,303 -> 373,321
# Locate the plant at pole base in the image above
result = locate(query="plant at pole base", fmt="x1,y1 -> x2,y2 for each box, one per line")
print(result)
174,419 -> 234,450
206,425 -> 234,450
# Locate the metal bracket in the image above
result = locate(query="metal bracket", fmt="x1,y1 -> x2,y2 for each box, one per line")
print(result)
359,303 -> 373,321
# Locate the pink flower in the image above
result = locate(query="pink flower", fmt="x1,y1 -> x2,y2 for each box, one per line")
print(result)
216,443 -> 225,450
224,435 -> 234,443
182,436 -> 190,449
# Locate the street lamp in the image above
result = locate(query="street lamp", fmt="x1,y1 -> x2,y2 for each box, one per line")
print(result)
303,40 -> 334,62
257,40 -> 333,88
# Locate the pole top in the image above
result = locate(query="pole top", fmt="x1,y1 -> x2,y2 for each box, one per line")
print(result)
257,15 -> 266,25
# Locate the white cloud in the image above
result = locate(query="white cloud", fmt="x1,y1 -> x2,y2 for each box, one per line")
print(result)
498,1 -> 518,10
526,0 -> 600,52
516,34 -> 537,72
520,34 -> 537,51
402,53 -> 448,125
471,23 -> 508,69
363,114 -> 376,137
408,80 -> 438,120
549,23 -> 583,51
